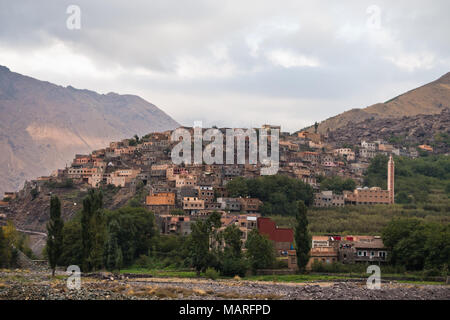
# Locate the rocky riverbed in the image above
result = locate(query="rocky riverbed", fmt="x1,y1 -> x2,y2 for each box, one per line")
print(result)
0,269 -> 449,300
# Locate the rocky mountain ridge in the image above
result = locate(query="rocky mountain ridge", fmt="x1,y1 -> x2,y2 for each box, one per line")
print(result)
0,65 -> 179,196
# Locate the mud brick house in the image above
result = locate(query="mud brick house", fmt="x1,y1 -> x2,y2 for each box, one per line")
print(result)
156,215 -> 192,235
73,154 -> 92,165
215,214 -> 260,246
197,185 -> 214,203
223,165 -> 242,177
151,164 -> 169,177
344,187 -> 391,205
175,175 -> 198,188
257,217 -> 294,255
299,151 -> 320,164
217,197 -> 241,212
353,238 -> 387,264
237,197 -> 263,213
146,192 -> 176,214
307,235 -> 387,269
182,197 -> 205,214
333,148 -> 355,161
306,246 -> 339,270
313,191 -> 345,207
3,192 -> 17,200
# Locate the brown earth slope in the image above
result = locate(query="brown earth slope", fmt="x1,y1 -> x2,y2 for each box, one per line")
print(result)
0,65 -> 179,195
316,72 -> 450,134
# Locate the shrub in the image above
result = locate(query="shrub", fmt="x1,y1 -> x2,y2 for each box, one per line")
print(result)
204,267 -> 219,280
220,256 -> 248,277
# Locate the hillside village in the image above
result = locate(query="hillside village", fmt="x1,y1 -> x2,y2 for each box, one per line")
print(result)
0,124 -> 441,271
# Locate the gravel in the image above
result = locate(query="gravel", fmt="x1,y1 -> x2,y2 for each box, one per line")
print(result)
0,270 -> 449,300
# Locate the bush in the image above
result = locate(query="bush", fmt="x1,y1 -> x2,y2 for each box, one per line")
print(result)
204,267 -> 219,280
135,255 -> 153,269
220,256 -> 248,277
423,269 -> 441,277
273,258 -> 288,269
311,261 -> 367,273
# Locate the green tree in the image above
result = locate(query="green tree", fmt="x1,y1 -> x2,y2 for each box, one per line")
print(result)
59,219 -> 83,267
295,201 -> 311,272
222,225 -> 242,258
320,176 -> 356,194
382,218 -> 421,266
219,225 -> 248,277
104,206 -> 156,266
81,189 -> 105,272
245,229 -> 275,272
46,196 -> 64,276
226,177 -> 249,197
395,191 -> 412,204
0,227 -> 10,268
188,213 -> 222,275
105,219 -> 123,271
189,220 -> 213,276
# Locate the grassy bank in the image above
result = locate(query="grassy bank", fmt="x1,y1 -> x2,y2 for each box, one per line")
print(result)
269,200 -> 450,235
118,267 -> 447,285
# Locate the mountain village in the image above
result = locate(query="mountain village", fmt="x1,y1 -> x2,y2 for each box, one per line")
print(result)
1,124 -> 431,271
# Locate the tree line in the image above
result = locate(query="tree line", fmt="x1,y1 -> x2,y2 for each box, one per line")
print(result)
44,189 -> 312,277
225,175 -> 314,216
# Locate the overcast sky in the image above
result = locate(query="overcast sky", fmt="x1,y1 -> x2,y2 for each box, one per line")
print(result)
1,1 -> 449,132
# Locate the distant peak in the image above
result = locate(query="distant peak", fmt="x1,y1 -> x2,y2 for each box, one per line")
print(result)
0,65 -> 11,72
438,72 -> 450,83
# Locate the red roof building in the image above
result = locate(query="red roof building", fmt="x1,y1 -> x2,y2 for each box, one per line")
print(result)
257,217 -> 294,253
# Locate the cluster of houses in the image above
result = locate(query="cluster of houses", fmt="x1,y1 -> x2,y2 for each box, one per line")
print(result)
3,125 -> 427,269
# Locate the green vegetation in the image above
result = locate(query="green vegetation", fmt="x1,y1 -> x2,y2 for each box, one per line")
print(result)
81,189 -> 106,271
0,226 -> 13,267
44,179 -> 74,189
46,196 -> 64,276
318,176 -> 356,194
245,229 -> 276,272
365,154 -> 450,204
382,219 -> 450,272
270,201 -> 450,235
0,221 -> 35,268
433,132 -> 450,148
204,267 -> 220,280
226,175 -> 314,216
295,201 -> 310,271
59,189 -> 156,272
30,188 -> 38,200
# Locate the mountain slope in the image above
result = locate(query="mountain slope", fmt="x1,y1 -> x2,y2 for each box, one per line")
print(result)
316,72 -> 450,133
326,108 -> 450,153
0,65 -> 179,195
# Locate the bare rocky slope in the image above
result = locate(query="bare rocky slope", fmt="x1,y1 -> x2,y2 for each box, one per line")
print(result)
315,72 -> 450,134
0,65 -> 179,195
326,108 -> 450,153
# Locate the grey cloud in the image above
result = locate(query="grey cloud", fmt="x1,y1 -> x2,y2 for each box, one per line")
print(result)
0,0 -> 449,131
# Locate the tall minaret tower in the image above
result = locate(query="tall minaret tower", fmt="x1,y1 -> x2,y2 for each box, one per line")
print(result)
387,155 -> 395,204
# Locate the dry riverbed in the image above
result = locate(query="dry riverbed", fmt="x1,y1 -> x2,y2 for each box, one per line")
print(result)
0,269 -> 449,300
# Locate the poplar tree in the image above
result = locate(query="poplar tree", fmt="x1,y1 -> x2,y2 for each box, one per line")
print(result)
81,189 -> 104,272
46,196 -> 64,276
295,201 -> 311,272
